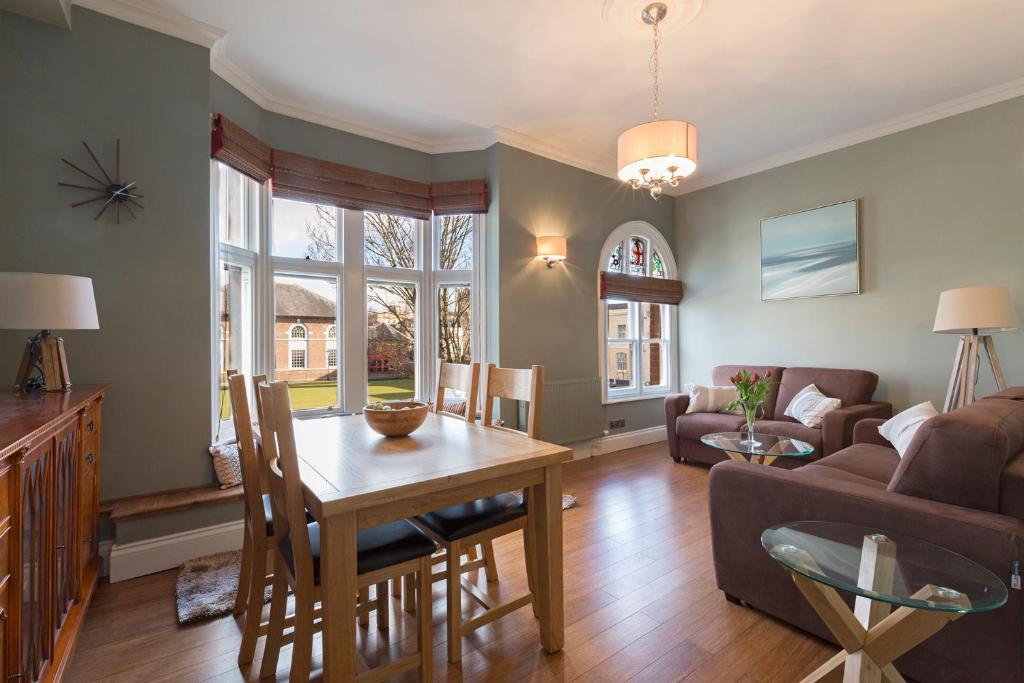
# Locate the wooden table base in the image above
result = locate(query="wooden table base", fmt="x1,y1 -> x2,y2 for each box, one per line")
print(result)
782,536 -> 969,683
726,450 -> 780,466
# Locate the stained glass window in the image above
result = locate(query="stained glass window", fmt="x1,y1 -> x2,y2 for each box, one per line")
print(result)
652,249 -> 665,278
629,237 -> 646,275
607,242 -> 623,272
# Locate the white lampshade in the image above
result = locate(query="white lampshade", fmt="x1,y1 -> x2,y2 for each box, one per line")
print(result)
0,272 -> 99,331
617,120 -> 698,183
536,235 -> 567,263
933,286 -> 1018,334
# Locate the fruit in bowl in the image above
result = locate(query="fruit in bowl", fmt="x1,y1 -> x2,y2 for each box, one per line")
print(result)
362,401 -> 429,437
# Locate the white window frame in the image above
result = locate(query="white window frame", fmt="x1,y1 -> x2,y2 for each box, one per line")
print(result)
598,221 -> 678,404
210,162 -> 486,431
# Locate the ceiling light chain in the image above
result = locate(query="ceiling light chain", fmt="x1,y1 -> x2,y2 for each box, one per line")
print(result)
650,14 -> 661,120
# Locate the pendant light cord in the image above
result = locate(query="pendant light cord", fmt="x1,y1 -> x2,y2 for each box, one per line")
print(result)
649,17 -> 661,120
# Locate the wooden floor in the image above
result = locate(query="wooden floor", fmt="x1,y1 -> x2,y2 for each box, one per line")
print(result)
69,443 -> 835,682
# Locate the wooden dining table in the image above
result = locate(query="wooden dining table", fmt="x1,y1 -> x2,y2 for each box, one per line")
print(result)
289,411 -> 574,681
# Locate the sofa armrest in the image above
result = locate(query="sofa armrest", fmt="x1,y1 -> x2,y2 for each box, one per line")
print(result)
664,393 -> 690,462
821,401 -> 893,455
853,418 -> 889,446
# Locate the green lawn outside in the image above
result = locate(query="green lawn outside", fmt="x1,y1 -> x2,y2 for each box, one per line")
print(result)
219,378 -> 415,419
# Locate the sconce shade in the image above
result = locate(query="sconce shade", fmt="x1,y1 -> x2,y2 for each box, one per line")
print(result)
0,272 -> 99,331
617,120 -> 698,184
537,236 -> 567,262
933,286 -> 1017,334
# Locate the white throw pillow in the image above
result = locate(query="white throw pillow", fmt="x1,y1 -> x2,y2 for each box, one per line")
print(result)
878,402 -> 939,457
684,384 -> 740,414
784,384 -> 842,428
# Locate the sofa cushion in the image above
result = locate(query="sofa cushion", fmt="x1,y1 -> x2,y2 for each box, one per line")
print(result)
806,444 -> 900,484
889,398 -> 1024,512
999,454 -> 1024,521
676,412 -> 746,441
753,419 -> 823,453
774,367 -> 878,420
983,386 -> 1024,402
712,365 -> 785,417
792,461 -> 891,491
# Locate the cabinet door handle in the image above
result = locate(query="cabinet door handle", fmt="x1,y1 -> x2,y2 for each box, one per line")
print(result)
87,420 -> 95,432
85,452 -> 95,464
0,608 -> 6,621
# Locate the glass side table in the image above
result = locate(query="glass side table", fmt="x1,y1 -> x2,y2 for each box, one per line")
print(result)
762,521 -> 1007,682
700,431 -> 815,466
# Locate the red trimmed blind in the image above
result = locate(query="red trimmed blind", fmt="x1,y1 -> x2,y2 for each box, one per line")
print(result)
271,149 -> 433,220
210,114 -> 271,183
430,180 -> 489,215
600,271 -> 684,305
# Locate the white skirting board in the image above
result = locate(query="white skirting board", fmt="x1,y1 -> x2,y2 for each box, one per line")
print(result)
108,519 -> 244,583
575,425 -> 667,459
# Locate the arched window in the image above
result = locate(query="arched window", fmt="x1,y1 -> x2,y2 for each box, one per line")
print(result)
599,221 -> 677,402
326,325 -> 337,368
288,324 -> 308,369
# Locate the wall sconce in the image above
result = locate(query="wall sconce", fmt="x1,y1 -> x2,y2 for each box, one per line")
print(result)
536,236 -> 567,268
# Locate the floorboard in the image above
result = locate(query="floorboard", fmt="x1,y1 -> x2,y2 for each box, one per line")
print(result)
68,442 -> 835,682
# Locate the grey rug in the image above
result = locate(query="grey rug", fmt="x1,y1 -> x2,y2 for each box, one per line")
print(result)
175,549 -> 270,625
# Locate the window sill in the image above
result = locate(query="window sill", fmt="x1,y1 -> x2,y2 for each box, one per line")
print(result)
603,390 -> 672,405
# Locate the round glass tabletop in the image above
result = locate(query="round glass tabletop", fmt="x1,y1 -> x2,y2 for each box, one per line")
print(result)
700,432 -> 815,458
762,521 -> 1008,613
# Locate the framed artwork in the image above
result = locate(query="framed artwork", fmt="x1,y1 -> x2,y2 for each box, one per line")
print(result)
760,199 -> 859,301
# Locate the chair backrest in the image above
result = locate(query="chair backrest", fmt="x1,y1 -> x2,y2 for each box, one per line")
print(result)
254,379 -> 315,584
227,374 -> 266,540
481,364 -> 544,439
435,361 -> 480,422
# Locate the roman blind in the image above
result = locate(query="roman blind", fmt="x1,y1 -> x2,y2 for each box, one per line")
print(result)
430,180 -> 489,215
600,271 -> 684,305
210,114 -> 272,183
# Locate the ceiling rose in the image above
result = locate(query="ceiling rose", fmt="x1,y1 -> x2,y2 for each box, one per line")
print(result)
602,0 -> 703,37
616,2 -> 699,200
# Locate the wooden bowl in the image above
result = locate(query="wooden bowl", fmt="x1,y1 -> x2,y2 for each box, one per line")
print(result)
362,401 -> 429,437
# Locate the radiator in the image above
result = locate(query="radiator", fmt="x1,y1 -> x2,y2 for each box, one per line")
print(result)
517,376 -> 604,444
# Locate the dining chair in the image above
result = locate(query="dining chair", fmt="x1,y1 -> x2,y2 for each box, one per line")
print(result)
256,379 -> 437,682
413,363 -> 545,663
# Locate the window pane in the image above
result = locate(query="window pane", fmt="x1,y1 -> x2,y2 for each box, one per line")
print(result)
629,237 -> 647,275
438,286 -> 471,364
365,212 -> 417,268
606,242 -> 623,273
606,300 -> 632,339
218,261 -> 253,422
641,303 -> 666,340
607,342 -> 634,390
652,248 -> 666,278
272,198 -> 337,261
217,163 -> 257,249
274,274 -> 339,410
367,282 -> 416,402
643,341 -> 667,389
437,215 -> 473,270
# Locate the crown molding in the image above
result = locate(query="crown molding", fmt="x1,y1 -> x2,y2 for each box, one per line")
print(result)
491,127 -> 618,179
73,0 -> 224,48
677,76 -> 1024,195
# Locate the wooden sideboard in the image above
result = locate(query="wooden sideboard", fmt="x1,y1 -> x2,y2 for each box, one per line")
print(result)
0,385 -> 107,683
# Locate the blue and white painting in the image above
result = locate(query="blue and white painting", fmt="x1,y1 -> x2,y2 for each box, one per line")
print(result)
760,200 -> 859,301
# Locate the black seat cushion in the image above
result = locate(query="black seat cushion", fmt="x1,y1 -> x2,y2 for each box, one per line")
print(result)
414,492 -> 527,541
279,519 -> 437,585
261,493 -> 313,537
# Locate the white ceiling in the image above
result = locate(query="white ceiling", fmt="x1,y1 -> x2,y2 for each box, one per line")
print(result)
75,0 -> 1024,192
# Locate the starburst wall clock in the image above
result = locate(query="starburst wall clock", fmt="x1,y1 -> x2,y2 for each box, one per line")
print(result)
59,139 -> 144,224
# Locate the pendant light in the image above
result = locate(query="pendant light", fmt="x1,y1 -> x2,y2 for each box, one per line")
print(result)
617,2 -> 697,199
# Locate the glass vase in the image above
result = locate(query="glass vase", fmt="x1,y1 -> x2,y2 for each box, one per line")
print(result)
741,403 -> 762,448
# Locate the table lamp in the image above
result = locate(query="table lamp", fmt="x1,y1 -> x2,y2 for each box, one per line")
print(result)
934,286 -> 1018,411
0,272 -> 99,392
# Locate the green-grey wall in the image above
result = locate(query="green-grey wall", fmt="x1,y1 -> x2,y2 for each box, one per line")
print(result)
0,7 -> 214,522
675,96 -> 1024,410
491,144 -> 676,436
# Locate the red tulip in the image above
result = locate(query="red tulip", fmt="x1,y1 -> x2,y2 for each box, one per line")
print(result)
752,372 -> 760,383
765,370 -> 772,378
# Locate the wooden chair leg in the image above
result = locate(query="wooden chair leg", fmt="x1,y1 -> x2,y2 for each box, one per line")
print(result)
446,540 -> 463,663
392,575 -> 402,598
234,521 -> 253,616
466,544 -> 479,562
481,539 -> 499,583
358,586 -> 370,626
376,581 -> 389,630
417,558 -> 433,681
404,572 -> 416,614
259,560 -> 289,680
289,589 -> 315,682
237,537 -> 267,665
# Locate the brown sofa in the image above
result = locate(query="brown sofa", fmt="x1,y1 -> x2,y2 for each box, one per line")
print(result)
708,387 -> 1024,682
665,365 -> 892,466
